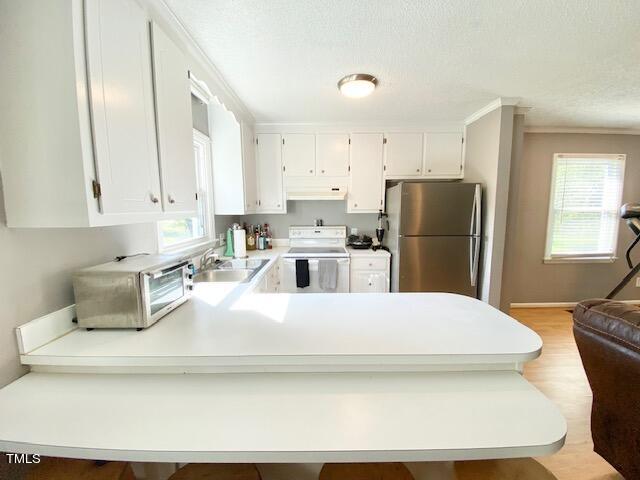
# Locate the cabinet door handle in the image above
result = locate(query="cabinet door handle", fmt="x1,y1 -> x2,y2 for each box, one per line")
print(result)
168,195 -> 175,204
150,194 -> 159,204
321,169 -> 325,173
309,169 -> 313,173
416,168 -> 420,172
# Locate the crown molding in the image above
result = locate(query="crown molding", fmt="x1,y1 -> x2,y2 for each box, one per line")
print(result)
464,97 -> 521,125
525,126 -> 640,135
154,0 -> 254,123
253,122 -> 465,134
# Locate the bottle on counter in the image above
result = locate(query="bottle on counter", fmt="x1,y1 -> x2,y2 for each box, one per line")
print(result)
255,226 -> 261,250
265,223 -> 273,249
257,225 -> 266,250
247,224 -> 256,250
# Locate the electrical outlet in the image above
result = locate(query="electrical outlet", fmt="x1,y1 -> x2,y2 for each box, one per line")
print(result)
636,277 -> 640,287
350,227 -> 358,236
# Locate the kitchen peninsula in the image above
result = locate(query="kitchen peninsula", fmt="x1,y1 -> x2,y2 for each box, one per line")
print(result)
0,249 -> 565,480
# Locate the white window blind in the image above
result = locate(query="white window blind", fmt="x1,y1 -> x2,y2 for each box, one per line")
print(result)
545,153 -> 626,262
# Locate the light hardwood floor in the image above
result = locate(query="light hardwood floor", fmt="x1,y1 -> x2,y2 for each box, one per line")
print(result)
511,308 -> 623,480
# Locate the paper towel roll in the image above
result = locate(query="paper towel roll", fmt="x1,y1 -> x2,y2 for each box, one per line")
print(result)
233,229 -> 247,258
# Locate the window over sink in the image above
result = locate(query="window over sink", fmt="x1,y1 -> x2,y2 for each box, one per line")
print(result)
158,128 -> 214,251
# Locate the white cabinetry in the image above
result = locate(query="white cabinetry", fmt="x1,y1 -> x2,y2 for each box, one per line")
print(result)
256,260 -> 281,293
424,133 -> 464,177
256,134 -> 286,213
349,253 -> 391,293
0,0 -> 201,227
241,123 -> 258,213
282,134 -> 315,177
316,134 -> 350,176
383,133 -> 423,177
150,22 -> 197,214
348,134 -> 384,213
85,0 -> 162,215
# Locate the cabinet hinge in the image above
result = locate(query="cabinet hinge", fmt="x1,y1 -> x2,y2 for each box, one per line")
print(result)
383,138 -> 387,144
91,180 -> 102,199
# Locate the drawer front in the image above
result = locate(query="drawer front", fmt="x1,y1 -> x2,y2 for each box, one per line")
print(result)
351,257 -> 388,271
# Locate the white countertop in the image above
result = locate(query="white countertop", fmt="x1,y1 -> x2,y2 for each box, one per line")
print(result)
346,246 -> 391,257
0,371 -> 565,463
21,244 -> 542,372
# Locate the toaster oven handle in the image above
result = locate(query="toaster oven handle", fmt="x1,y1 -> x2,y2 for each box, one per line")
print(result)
147,260 -> 190,279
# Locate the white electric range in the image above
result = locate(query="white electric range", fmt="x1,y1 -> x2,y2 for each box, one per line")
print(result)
281,226 -> 350,293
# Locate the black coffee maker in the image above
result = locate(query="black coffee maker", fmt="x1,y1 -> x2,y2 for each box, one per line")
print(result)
373,210 -> 389,251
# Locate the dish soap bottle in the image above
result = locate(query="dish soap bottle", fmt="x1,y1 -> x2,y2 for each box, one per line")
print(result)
224,227 -> 234,257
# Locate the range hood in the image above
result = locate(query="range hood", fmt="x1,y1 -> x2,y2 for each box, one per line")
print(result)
286,186 -> 347,201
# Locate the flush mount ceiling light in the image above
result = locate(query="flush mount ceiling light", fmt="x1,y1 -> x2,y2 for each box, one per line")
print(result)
337,74 -> 377,98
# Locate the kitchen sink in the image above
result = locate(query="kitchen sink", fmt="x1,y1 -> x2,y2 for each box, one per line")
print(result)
194,269 -> 253,283
194,258 -> 269,284
218,258 -> 269,270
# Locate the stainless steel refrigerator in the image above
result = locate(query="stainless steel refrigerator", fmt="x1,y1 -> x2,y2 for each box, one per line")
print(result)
386,182 -> 481,297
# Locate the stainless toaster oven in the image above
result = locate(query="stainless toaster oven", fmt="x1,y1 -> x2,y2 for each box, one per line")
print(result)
72,254 -> 194,329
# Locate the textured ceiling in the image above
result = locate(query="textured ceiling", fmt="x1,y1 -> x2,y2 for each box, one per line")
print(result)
165,0 -> 640,128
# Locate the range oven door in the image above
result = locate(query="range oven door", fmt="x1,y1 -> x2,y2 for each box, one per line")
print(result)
281,257 -> 350,293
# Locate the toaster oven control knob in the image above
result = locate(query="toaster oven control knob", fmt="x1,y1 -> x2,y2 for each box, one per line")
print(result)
187,273 -> 193,280
187,285 -> 194,291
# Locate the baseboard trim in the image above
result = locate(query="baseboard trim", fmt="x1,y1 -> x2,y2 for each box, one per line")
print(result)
511,300 -> 640,309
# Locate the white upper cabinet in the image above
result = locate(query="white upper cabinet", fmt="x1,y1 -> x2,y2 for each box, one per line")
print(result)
383,133 -> 423,177
150,22 -> 197,215
242,123 -> 258,213
316,134 -> 350,176
85,0 -> 162,215
424,133 -> 464,177
211,106 -> 250,215
282,134 -> 315,176
256,134 -> 286,213
348,133 -> 384,213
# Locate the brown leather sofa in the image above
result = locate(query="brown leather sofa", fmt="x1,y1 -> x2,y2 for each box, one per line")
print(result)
573,299 -> 640,479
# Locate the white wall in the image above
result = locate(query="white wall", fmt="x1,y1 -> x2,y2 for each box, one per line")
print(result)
463,106 -> 515,308
0,180 -> 158,386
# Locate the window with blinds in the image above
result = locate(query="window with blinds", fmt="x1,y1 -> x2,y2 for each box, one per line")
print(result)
544,153 -> 626,262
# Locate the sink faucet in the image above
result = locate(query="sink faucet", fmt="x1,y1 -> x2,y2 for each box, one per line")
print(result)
200,247 -> 219,270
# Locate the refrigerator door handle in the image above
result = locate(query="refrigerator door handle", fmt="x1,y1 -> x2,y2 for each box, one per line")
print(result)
470,184 -> 482,236
470,235 -> 480,287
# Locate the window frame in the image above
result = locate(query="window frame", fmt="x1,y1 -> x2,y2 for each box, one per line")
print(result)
543,153 -> 626,264
157,128 -> 216,253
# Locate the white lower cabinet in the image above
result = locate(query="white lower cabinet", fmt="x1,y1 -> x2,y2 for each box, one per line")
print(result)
257,260 -> 281,293
349,253 -> 391,293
